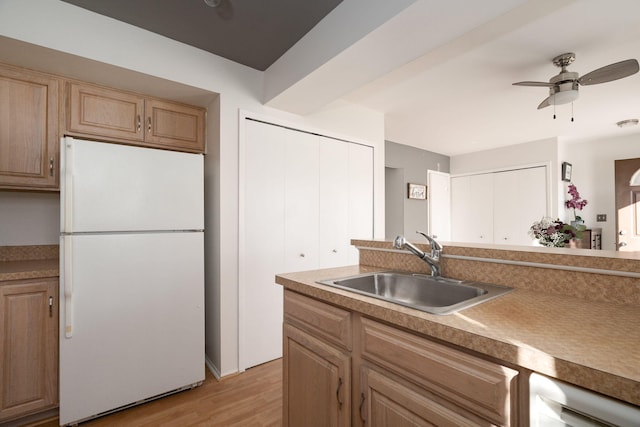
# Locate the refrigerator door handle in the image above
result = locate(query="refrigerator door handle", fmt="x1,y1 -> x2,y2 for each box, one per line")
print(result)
63,139 -> 74,233
63,236 -> 74,338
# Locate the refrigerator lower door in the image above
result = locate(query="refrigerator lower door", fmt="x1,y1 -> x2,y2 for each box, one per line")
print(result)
59,232 -> 204,426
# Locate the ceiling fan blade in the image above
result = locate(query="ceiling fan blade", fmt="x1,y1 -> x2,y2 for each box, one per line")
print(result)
537,96 -> 551,109
513,81 -> 554,87
578,59 -> 639,85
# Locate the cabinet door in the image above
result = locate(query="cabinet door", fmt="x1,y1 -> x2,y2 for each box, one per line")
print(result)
283,324 -> 350,427
68,82 -> 145,142
145,99 -> 205,153
0,278 -> 58,421
0,64 -> 59,190
360,366 -> 482,427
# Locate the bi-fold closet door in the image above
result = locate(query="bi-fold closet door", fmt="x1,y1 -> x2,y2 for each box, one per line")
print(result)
241,119 -> 373,370
451,166 -> 548,245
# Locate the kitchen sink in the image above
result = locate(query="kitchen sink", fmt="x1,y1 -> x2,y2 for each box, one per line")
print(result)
317,272 -> 512,315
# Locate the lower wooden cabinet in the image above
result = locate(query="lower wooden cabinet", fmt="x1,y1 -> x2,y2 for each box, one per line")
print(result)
283,290 -> 521,427
0,278 -> 58,422
283,324 -> 351,427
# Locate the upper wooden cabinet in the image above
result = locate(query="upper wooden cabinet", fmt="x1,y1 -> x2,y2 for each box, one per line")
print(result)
67,82 -> 206,153
0,63 -> 60,190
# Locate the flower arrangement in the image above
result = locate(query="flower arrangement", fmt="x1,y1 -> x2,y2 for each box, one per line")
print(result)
529,217 -> 585,247
565,183 -> 588,222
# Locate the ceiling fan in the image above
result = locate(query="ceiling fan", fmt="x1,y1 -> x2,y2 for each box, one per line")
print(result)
513,53 -> 639,110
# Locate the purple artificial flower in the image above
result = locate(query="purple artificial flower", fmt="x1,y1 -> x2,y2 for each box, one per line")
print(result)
565,183 -> 588,220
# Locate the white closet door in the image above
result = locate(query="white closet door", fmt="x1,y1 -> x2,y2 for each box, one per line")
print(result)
450,176 -> 470,242
242,119 -> 375,370
319,137 -> 350,268
470,174 -> 494,243
493,170 -> 519,244
517,167 -> 548,241
427,170 -> 451,241
451,174 -> 494,243
347,143 -> 374,264
494,167 -> 548,245
243,120 -> 286,369
284,131 -> 319,272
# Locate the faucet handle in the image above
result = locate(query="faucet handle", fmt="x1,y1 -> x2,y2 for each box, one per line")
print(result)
393,235 -> 406,249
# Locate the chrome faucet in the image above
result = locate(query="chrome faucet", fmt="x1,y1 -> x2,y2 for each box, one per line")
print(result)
393,231 -> 442,277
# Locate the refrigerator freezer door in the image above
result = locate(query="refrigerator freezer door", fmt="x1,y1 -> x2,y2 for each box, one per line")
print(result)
60,138 -> 204,233
59,232 -> 204,426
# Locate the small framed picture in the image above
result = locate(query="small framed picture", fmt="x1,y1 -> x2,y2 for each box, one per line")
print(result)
408,183 -> 427,200
561,162 -> 572,182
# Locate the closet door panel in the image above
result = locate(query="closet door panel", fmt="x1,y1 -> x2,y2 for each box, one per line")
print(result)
284,131 -> 319,272
243,120 -> 286,368
319,137 -> 350,268
347,144 -> 374,264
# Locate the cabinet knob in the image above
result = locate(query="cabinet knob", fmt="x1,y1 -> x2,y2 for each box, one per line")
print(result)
503,237 -> 508,240
332,249 -> 337,253
619,230 -> 627,235
137,115 -> 141,132
299,253 -> 305,258
619,241 -> 628,247
147,117 -> 152,133
49,157 -> 54,177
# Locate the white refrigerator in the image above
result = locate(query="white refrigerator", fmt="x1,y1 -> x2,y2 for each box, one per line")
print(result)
59,137 -> 205,426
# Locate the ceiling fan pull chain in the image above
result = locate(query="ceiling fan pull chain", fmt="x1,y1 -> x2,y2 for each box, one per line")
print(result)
553,103 -> 556,120
571,102 -> 574,122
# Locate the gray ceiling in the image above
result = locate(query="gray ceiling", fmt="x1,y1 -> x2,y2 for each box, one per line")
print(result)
61,0 -> 342,71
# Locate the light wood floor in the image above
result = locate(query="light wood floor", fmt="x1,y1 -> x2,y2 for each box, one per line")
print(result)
34,359 -> 282,427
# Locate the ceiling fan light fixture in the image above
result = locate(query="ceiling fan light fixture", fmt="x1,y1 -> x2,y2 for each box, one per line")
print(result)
548,89 -> 579,106
204,0 -> 222,7
616,119 -> 639,128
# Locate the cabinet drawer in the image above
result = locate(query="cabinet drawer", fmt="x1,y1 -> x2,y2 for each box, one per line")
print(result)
284,290 -> 352,351
361,366 -> 486,427
360,318 -> 518,425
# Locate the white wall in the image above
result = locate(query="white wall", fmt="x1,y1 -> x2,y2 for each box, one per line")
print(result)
0,0 -> 386,377
559,133 -> 639,250
0,192 -> 59,245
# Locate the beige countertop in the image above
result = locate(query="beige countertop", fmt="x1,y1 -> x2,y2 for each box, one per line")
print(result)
0,245 -> 59,281
276,265 -> 640,407
0,258 -> 59,281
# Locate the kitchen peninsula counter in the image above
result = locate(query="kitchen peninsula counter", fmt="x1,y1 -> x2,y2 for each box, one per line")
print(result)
276,264 -> 640,408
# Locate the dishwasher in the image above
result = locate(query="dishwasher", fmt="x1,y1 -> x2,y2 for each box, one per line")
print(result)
529,373 -> 640,426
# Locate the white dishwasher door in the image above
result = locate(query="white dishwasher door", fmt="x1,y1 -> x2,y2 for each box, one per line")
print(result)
529,373 -> 640,427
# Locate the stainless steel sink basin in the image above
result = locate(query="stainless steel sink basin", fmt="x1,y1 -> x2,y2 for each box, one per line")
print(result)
317,272 -> 512,315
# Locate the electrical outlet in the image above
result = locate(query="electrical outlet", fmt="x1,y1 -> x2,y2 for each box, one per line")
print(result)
596,214 -> 607,222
